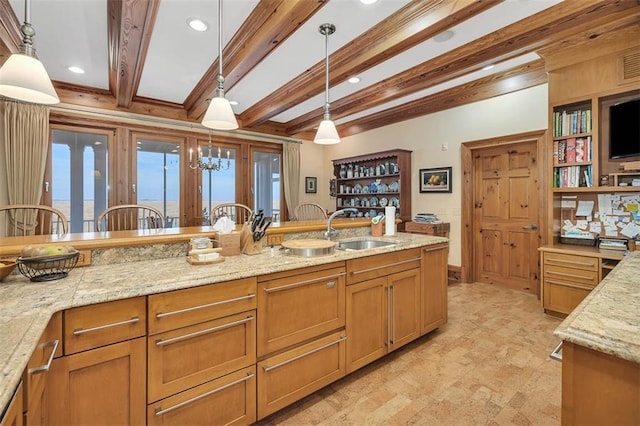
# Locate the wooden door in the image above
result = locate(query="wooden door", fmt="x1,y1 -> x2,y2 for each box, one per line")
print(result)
345,277 -> 387,374
387,268 -> 420,352
473,141 -> 539,294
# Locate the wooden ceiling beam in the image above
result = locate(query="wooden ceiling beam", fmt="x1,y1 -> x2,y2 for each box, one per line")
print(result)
184,0 -> 327,121
283,0 -> 640,135
337,59 -> 548,138
0,0 -> 24,64
240,0 -> 502,128
107,0 -> 160,108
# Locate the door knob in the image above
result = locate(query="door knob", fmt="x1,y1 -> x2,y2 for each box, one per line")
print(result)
522,224 -> 538,230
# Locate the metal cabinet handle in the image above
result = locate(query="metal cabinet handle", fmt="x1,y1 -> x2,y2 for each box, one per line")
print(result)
156,316 -> 254,346
547,270 -> 593,280
549,341 -> 563,362
28,339 -> 59,374
422,245 -> 447,253
263,273 -> 345,293
544,279 -> 593,291
73,316 -> 139,335
351,257 -> 420,275
156,294 -> 256,318
154,372 -> 254,416
262,336 -> 346,372
547,258 -> 596,267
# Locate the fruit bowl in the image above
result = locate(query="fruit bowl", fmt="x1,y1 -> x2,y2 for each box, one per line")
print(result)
17,251 -> 79,282
0,260 -> 18,282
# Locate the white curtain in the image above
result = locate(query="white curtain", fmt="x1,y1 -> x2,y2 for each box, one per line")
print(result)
282,142 -> 300,219
1,101 -> 50,229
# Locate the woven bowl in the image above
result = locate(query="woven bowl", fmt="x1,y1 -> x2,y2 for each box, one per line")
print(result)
0,260 -> 18,281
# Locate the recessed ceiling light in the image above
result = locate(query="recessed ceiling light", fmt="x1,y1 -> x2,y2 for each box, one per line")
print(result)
187,18 -> 208,32
229,100 -> 239,106
93,141 -> 102,146
171,149 -> 178,153
68,66 -> 85,74
348,77 -> 361,84
433,30 -> 454,43
359,0 -> 378,4
482,64 -> 495,71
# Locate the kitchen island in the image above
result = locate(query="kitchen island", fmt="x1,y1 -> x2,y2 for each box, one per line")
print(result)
554,251 -> 640,424
0,228 -> 448,424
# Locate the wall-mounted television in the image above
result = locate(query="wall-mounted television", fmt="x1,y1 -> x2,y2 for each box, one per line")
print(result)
609,98 -> 640,159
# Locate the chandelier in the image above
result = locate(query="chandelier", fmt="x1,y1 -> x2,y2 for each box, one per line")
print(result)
188,131 -> 230,172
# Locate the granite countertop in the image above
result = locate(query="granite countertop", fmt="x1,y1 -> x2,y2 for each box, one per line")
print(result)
0,233 -> 447,412
554,251 -> 640,364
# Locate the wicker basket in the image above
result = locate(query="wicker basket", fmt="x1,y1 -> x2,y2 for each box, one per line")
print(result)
17,251 -> 79,282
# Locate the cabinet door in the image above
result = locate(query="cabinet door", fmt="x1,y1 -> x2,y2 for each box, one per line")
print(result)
346,276 -> 387,374
148,367 -> 256,426
0,382 -> 23,426
258,265 -> 345,356
388,268 -> 420,352
47,337 -> 146,426
148,310 -> 256,403
257,331 -> 346,420
421,244 -> 449,335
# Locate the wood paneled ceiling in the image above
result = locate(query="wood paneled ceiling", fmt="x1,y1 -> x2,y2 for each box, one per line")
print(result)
0,0 -> 639,141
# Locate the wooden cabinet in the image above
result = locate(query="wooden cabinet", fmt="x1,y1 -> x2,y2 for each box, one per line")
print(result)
542,251 -> 598,316
421,243 -> 449,335
48,297 -> 147,425
257,262 -> 345,357
23,312 -> 62,426
345,249 -> 421,373
0,382 -> 23,426
405,221 -> 450,238
561,341 -> 640,425
257,331 -> 346,419
147,278 -> 257,404
332,149 -> 412,229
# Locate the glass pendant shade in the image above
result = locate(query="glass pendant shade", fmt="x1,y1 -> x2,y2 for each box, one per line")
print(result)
0,51 -> 59,105
202,96 -> 238,130
314,119 -> 340,145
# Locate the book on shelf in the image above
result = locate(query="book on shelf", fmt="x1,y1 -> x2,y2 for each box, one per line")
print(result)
553,165 -> 593,188
554,136 -> 591,164
565,138 -> 576,163
553,108 -> 591,137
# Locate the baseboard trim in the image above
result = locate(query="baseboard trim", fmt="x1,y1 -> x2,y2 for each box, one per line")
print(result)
448,265 -> 461,284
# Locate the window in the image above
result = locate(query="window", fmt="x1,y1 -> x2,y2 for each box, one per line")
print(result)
135,137 -> 182,227
51,128 -> 109,233
252,149 -> 281,221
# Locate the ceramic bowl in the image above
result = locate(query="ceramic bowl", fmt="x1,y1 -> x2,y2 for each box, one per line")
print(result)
0,260 -> 18,281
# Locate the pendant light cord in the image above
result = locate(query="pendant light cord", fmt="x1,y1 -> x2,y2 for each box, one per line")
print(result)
20,0 -> 36,56
319,23 -> 335,121
216,0 -> 225,97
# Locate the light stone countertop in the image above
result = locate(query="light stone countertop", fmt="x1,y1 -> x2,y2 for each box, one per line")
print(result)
554,251 -> 640,364
0,233 -> 447,413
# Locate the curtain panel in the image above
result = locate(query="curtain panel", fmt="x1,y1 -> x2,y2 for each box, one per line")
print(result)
282,142 -> 300,219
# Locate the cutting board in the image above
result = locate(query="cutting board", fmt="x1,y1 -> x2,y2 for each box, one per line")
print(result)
281,239 -> 336,257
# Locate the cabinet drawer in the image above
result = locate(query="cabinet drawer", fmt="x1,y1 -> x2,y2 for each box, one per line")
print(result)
148,310 -> 256,403
148,277 -> 257,335
543,252 -> 598,271
148,367 -> 256,426
23,311 -> 62,412
544,264 -> 598,287
257,331 -> 346,420
64,297 -> 146,354
346,248 -> 421,285
258,264 -> 345,357
543,281 -> 591,315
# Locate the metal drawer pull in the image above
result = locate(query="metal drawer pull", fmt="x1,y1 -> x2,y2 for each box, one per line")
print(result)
73,316 -> 139,335
548,258 -> 595,267
422,245 -> 448,253
547,270 -> 594,280
154,372 -> 254,416
351,257 -> 421,275
28,339 -> 59,374
263,273 -> 345,293
156,294 -> 256,318
545,279 -> 593,291
156,316 -> 254,346
263,336 -> 346,372
549,341 -> 563,362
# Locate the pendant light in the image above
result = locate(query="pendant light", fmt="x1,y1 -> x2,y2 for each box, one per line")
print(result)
0,0 -> 59,104
201,0 -> 238,130
314,23 -> 340,145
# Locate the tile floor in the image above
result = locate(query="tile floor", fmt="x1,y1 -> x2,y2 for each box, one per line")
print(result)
259,282 -> 563,425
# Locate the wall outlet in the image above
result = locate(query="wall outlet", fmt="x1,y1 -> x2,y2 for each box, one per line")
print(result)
441,142 -> 448,151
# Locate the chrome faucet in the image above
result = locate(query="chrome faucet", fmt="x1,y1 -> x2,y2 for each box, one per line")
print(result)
325,208 -> 358,240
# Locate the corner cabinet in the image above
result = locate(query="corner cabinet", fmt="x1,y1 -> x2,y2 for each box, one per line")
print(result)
332,149 -> 412,230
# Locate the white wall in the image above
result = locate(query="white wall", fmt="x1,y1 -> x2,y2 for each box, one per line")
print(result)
308,84 -> 549,266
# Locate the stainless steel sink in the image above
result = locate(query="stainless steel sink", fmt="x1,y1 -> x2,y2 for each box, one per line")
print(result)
336,239 -> 396,251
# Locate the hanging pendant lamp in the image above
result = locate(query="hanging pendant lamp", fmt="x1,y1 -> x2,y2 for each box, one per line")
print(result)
314,23 -> 340,145
202,0 -> 238,130
0,0 -> 59,104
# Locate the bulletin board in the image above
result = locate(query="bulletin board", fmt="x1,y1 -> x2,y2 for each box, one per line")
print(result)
560,192 -> 640,240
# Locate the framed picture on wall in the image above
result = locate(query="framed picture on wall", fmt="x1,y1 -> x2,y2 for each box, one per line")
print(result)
419,167 -> 452,193
305,177 -> 317,194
